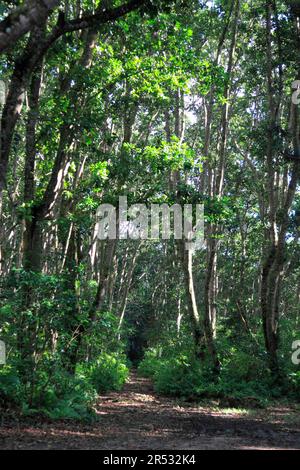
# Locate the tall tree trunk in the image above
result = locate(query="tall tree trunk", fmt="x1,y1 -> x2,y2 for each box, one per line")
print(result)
203,0 -> 240,371
261,2 -> 300,377
167,89 -> 205,358
177,240 -> 204,358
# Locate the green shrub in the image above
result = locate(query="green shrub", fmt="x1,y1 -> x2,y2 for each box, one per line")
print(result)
153,359 -> 205,398
137,350 -> 162,378
139,348 -> 279,406
0,363 -> 98,420
289,370 -> 300,398
79,353 -> 129,394
22,366 -> 98,420
0,366 -> 23,407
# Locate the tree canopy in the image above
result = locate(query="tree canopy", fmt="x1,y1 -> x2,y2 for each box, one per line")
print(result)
0,0 -> 299,437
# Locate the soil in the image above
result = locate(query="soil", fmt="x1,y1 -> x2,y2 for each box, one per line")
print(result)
0,373 -> 299,450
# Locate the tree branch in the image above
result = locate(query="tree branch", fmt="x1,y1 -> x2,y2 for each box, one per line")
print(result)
0,0 -> 61,53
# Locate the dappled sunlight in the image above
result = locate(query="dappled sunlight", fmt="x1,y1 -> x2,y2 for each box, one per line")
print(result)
1,0 -> 300,452
0,372 -> 298,449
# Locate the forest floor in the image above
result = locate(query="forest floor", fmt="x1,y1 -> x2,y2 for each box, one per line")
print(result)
0,372 -> 300,450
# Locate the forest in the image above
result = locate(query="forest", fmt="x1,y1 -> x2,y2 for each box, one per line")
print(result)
0,0 -> 300,451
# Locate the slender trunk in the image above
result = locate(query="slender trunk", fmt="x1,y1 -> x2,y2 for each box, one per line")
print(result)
92,238 -> 117,318
177,240 -> 204,358
168,89 -> 205,358
117,243 -> 141,337
203,0 -> 240,371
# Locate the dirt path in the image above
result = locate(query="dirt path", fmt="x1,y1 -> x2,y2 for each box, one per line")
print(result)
1,373 -> 299,450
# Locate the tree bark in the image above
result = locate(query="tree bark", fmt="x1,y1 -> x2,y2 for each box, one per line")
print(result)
0,0 -> 60,53
261,2 -> 300,377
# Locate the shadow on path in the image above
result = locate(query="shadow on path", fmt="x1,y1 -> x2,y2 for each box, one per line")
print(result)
0,372 -> 299,449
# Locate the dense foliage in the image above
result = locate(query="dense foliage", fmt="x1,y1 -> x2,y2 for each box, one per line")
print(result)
0,0 -> 300,419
